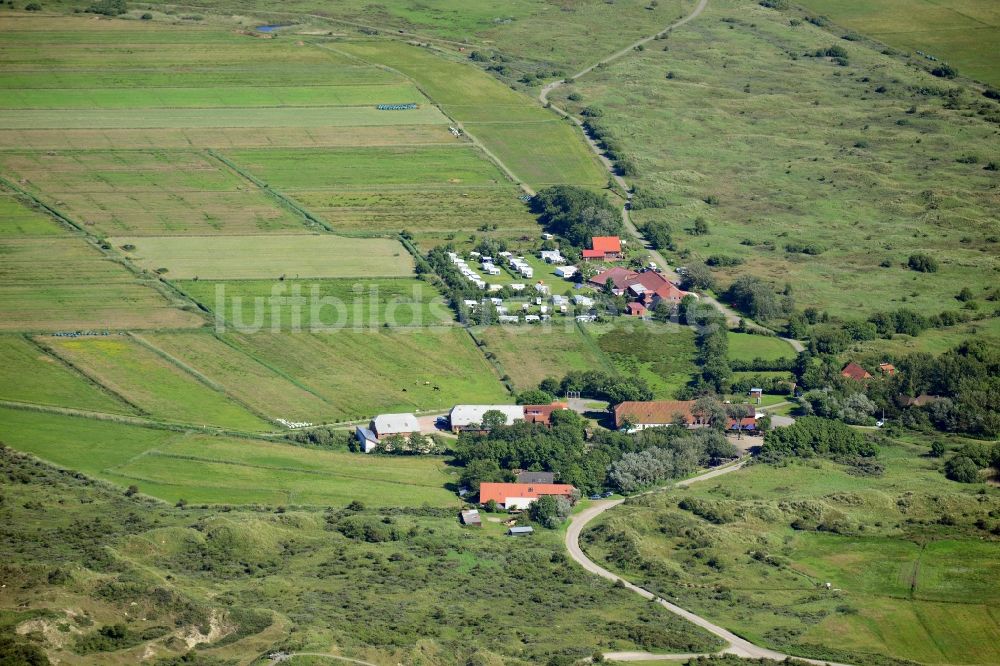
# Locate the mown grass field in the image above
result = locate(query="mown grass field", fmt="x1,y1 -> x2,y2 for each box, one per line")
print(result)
223,329 -> 510,420
0,189 -> 64,236
177,277 -> 452,330
114,235 -> 414,279
560,0 -> 999,319
0,335 -> 134,413
334,40 -> 607,188
796,0 -> 1000,86
41,335 -> 273,431
0,150 -> 311,236
597,321 -> 699,398
0,407 -> 455,507
727,332 -> 797,362
583,440 -> 1000,665
475,323 -> 613,391
0,235 -> 202,332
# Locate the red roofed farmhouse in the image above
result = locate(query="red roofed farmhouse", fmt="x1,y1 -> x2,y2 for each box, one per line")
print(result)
581,236 -> 622,260
841,362 -> 872,381
478,482 -> 576,509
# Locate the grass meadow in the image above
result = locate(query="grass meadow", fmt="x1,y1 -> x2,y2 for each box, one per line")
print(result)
560,0 -> 1000,319
114,235 -> 414,280
0,335 -> 134,414
727,332 -> 797,362
0,235 -> 202,332
41,335 -> 273,431
177,277 -> 452,329
582,439 -> 1000,665
597,321 -> 699,398
334,40 -> 607,189
475,323 -> 614,391
222,329 -> 511,421
0,190 -> 64,236
796,0 -> 1000,86
0,407 -> 455,507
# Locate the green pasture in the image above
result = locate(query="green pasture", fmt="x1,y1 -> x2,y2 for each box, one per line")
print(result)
0,191 -> 65,236
136,331 -> 334,423
42,335 -> 272,431
291,186 -> 537,236
113,234 -> 414,280
0,406 -> 455,507
0,236 -> 201,331
475,323 -> 613,391
796,0 -> 1000,86
582,439 -> 1000,664
0,335 -> 133,414
727,332 -> 797,362
570,0 -> 999,319
177,277 -> 453,329
224,145 -> 504,189
222,329 -> 510,421
597,321 -> 699,398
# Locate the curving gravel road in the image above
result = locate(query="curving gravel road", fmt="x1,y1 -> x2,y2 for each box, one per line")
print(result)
565,462 -> 851,665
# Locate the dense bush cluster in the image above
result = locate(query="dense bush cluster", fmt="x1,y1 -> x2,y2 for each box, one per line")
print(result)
761,416 -> 877,460
531,185 -> 622,248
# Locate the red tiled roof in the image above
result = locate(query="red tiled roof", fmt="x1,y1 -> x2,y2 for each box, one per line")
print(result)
841,362 -> 872,381
588,266 -> 635,287
591,236 -> 621,253
627,302 -> 647,315
614,400 -> 698,428
523,402 -> 569,426
729,416 -> 757,430
879,363 -> 896,375
582,249 -> 605,259
478,482 -> 576,505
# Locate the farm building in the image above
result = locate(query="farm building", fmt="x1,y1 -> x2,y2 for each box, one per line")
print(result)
479,482 -> 576,509
523,402 -> 569,426
460,509 -> 482,527
590,267 -> 691,307
879,363 -> 896,376
582,236 -> 622,261
516,471 -> 556,484
613,400 -> 708,432
507,526 -> 534,537
355,412 -> 420,453
727,404 -> 758,432
449,404 -> 524,432
841,362 -> 873,381
626,302 -> 647,317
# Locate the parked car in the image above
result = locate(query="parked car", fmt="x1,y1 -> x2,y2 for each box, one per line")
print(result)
588,494 -> 602,500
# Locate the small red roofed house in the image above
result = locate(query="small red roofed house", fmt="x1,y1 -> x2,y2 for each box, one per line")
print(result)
478,482 -> 576,509
879,363 -> 896,376
581,236 -> 622,261
523,402 -> 569,426
841,362 -> 872,381
627,302 -> 647,317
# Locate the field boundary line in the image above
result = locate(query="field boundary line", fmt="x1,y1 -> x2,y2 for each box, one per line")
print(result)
204,149 -> 337,234
465,327 -> 516,396
574,320 -> 618,374
0,398 -> 283,439
129,332 -> 281,428
311,41 -> 533,195
30,335 -> 149,416
0,174 -> 211,320
208,332 -> 335,406
21,333 -> 145,415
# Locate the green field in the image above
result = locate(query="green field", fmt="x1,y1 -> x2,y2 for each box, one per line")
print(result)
597,322 -> 699,398
727,333 -> 797,362
0,406 -> 454,507
42,336 -> 273,431
0,335 -> 133,413
561,0 -> 999,319
475,323 -> 613,391
0,235 -> 202,332
220,329 -> 510,420
335,40 -> 607,188
177,277 -> 452,329
796,0 -> 1000,86
0,190 -> 64,236
114,235 -> 414,279
582,440 -> 1000,665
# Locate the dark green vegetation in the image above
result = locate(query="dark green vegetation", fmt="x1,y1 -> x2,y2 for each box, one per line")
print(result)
583,437 -> 1000,665
0,446 -> 722,664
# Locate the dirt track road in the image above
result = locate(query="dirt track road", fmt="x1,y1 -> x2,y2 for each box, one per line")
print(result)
566,462 -> 851,665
